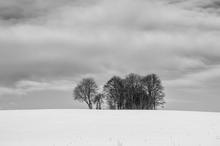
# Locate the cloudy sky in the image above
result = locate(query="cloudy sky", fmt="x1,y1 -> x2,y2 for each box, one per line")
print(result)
0,0 -> 220,111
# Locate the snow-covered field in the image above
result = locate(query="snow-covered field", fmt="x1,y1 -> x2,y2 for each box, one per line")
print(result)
0,110 -> 219,146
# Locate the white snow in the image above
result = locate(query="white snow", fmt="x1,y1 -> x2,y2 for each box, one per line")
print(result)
0,109 -> 219,146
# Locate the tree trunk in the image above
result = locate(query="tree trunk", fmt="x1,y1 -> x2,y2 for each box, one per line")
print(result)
88,102 -> 93,109
99,102 -> 101,109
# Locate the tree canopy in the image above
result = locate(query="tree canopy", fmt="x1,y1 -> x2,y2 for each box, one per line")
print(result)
73,73 -> 165,110
73,78 -> 98,109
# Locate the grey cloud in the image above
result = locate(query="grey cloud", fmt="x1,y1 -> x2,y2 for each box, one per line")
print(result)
165,66 -> 220,88
0,0 -> 95,23
0,0 -> 220,110
199,0 -> 220,9
173,0 -> 220,14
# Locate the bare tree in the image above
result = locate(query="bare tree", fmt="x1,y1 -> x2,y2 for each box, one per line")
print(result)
74,74 -> 165,110
104,76 -> 125,109
142,74 -> 165,109
93,93 -> 104,109
104,73 -> 165,110
123,73 -> 143,109
73,78 -> 98,109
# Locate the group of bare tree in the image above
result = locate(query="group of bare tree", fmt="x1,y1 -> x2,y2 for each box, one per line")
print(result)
73,73 -> 165,110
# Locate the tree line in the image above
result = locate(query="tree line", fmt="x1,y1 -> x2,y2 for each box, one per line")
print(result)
73,73 -> 165,110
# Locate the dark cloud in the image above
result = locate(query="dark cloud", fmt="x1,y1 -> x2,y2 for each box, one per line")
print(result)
200,1 -> 220,9
0,0 -> 96,23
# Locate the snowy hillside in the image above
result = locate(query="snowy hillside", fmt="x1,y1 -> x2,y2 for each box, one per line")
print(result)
0,110 -> 219,146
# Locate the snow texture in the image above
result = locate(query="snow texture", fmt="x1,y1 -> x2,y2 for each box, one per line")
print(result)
0,110 -> 219,146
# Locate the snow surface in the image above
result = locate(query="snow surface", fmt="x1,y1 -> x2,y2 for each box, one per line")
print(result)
0,109 -> 220,146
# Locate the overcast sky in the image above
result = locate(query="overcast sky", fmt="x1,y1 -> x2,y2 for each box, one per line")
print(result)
0,0 -> 220,111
